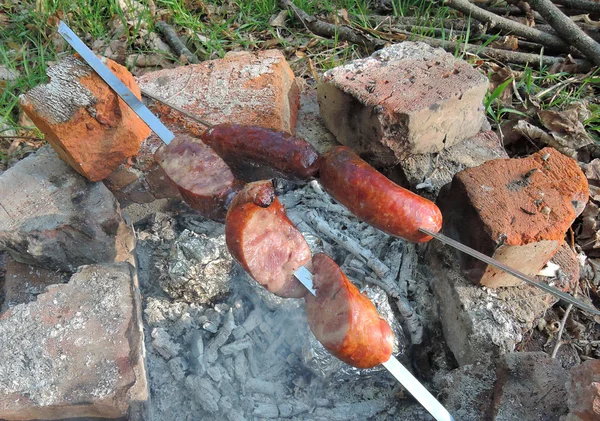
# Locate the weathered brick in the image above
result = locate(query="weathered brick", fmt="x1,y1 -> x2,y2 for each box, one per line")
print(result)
1,256 -> 67,312
137,50 -> 300,137
563,359 -> 600,421
295,82 -> 339,154
437,147 -> 588,288
0,263 -> 147,420
0,146 -> 135,272
428,240 -> 555,366
492,352 -> 569,420
400,129 -> 508,197
19,55 -> 151,182
317,42 -> 489,166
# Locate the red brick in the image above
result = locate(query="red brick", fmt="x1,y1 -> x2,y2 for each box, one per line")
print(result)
19,55 -> 151,182
564,359 -> 600,421
0,263 -> 147,420
137,50 -> 299,138
437,147 -> 588,288
1,256 -> 66,312
317,42 -> 488,166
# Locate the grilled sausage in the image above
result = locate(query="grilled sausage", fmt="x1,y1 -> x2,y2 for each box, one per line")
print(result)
201,123 -> 321,182
225,180 -> 311,298
155,134 -> 243,221
304,253 -> 394,368
319,146 -> 442,243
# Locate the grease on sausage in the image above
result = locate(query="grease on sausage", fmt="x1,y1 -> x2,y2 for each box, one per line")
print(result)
304,253 -> 394,368
201,123 -> 321,182
319,146 -> 442,243
155,133 -> 243,221
225,180 -> 311,298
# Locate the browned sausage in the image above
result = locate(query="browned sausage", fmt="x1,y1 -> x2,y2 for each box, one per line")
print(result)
225,180 -> 311,298
201,123 -> 321,182
319,146 -> 442,243
155,133 -> 244,221
304,253 -> 394,368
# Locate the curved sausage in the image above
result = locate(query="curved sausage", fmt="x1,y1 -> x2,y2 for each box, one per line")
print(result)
225,180 -> 311,298
319,146 -> 442,243
201,123 -> 321,182
304,253 -> 394,368
155,133 -> 243,221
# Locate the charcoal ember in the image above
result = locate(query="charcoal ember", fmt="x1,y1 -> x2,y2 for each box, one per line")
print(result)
185,375 -> 221,413
161,229 -> 233,303
302,284 -> 406,379
168,356 -> 188,381
151,327 -> 181,360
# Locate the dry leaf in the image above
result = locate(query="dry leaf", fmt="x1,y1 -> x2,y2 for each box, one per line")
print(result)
538,102 -> 593,154
269,10 -> 287,28
583,158 -> 600,202
0,66 -> 19,81
336,9 -> 351,25
489,66 -> 515,107
490,35 -> 519,51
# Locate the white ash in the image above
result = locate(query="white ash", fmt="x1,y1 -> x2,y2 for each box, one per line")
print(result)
137,196 -> 427,420
159,229 -> 233,303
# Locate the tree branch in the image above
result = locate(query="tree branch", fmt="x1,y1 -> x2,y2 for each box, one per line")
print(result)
552,0 -> 600,13
155,21 -> 200,64
279,0 -> 385,50
528,0 -> 600,66
444,0 -> 578,54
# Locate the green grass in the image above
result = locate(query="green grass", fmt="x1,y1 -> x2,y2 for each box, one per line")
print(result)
1,0 -> 599,166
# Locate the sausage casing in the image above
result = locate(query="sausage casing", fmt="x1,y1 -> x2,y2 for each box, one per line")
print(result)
319,146 -> 442,243
225,180 -> 311,298
155,134 -> 243,221
201,123 -> 321,182
304,253 -> 394,368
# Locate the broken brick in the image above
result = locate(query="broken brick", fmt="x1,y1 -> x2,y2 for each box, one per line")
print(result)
564,359 -> 600,421
0,263 -> 147,420
19,55 -> 151,182
0,146 -> 135,272
317,42 -> 489,167
400,129 -> 508,197
491,352 -> 568,420
137,50 -> 300,137
1,256 -> 67,312
437,147 -> 588,288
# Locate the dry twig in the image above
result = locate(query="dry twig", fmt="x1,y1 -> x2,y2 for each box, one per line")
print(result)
279,0 -> 386,50
551,303 -> 573,358
528,0 -> 600,66
444,0 -> 577,53
397,31 -> 592,71
552,0 -> 600,13
155,20 -> 200,64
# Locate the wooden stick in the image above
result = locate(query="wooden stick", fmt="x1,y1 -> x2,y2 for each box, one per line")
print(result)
444,0 -> 577,53
552,0 -> 600,13
279,0 -> 386,50
528,0 -> 600,66
155,21 -> 200,64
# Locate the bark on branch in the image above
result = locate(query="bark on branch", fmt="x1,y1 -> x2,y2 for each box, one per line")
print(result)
156,21 -> 200,64
552,0 -> 600,13
528,0 -> 600,66
444,0 -> 578,54
279,0 -> 386,50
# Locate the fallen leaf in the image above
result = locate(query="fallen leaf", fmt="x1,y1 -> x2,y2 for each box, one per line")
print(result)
489,66 -> 514,107
582,158 -> 600,201
490,35 -> 519,51
269,10 -> 287,27
538,102 -> 593,155
0,66 -> 19,81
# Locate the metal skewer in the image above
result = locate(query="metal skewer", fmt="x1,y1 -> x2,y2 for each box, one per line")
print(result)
419,228 -> 600,316
58,21 -> 454,419
293,267 -> 455,421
